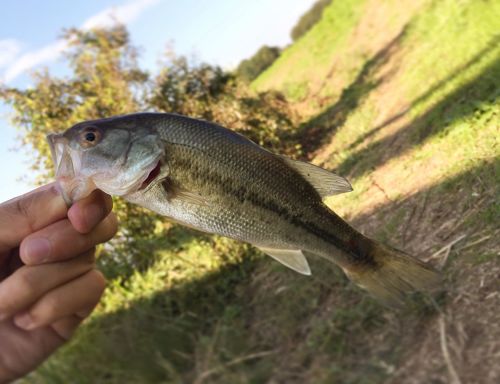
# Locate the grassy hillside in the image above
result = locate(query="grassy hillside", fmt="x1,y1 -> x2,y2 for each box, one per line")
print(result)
26,0 -> 499,383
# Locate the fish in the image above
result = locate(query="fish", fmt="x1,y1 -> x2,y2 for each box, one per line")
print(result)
47,112 -> 440,305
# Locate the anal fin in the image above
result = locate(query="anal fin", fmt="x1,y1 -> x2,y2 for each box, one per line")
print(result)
256,246 -> 311,275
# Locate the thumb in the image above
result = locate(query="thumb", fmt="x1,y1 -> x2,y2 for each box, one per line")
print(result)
0,183 -> 67,256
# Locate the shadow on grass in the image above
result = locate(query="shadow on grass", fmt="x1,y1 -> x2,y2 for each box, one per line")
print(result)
351,157 -> 499,256
35,159 -> 498,384
345,34 -> 500,151
336,55 -> 500,178
39,253 -> 262,384
98,224 -> 213,281
295,28 -> 408,156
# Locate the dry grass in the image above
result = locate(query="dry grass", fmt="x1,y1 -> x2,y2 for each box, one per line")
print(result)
24,0 -> 499,382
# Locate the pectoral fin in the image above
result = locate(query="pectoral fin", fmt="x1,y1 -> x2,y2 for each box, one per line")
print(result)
257,246 -> 311,275
282,157 -> 352,197
162,178 -> 208,206
174,189 -> 208,206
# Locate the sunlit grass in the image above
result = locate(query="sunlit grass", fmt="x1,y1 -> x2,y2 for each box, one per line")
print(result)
252,0 -> 367,101
24,0 -> 500,383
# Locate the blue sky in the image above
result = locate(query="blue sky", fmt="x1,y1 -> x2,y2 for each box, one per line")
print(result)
0,0 -> 313,202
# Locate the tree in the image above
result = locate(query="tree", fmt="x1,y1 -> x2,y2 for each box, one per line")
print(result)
151,51 -> 298,154
1,26 -> 148,177
0,26 -> 157,273
291,0 -> 331,41
0,25 -> 299,274
236,45 -> 281,83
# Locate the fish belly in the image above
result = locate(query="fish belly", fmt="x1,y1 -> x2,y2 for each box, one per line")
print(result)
126,182 -> 320,252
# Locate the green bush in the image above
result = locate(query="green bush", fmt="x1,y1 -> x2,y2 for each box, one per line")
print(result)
236,45 -> 281,82
0,25 -> 299,273
291,0 -> 332,41
150,51 -> 299,155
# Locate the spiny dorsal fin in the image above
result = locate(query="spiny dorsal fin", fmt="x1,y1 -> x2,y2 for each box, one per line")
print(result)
282,157 -> 352,197
256,246 -> 311,275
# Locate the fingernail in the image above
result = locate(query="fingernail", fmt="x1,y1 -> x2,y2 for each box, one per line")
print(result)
22,238 -> 51,263
85,203 -> 104,229
15,313 -> 35,330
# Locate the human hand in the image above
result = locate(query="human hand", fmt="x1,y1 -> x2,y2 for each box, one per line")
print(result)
0,183 -> 117,383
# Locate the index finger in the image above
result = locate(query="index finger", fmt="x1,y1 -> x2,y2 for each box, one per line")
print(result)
0,183 -> 67,255
67,189 -> 113,234
0,184 -> 114,257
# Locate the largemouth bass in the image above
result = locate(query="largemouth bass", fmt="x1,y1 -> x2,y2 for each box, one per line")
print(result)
47,113 -> 439,305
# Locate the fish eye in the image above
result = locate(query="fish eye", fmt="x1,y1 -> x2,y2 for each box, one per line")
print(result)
79,126 -> 102,148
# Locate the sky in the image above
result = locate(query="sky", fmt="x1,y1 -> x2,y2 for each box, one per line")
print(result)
0,0 -> 313,202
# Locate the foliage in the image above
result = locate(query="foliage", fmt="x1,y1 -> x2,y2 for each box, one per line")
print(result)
4,0 -> 500,381
290,0 -> 332,41
150,52 -> 299,155
0,26 -> 160,273
1,27 -> 147,176
0,25 -> 299,275
236,45 -> 281,83
253,0 -> 366,100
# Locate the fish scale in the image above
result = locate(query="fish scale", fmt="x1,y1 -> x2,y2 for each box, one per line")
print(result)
48,112 -> 441,305
131,143 -> 328,251
128,115 -> 371,269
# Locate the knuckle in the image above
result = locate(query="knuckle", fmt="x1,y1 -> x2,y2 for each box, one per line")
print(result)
16,268 -> 37,298
96,213 -> 118,243
44,223 -> 76,261
14,197 -> 35,233
37,295 -> 59,320
74,231 -> 93,254
15,197 -> 31,220
0,268 -> 37,313
106,213 -> 118,235
89,269 -> 107,293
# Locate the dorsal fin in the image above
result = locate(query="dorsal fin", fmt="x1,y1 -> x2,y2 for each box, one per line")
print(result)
256,246 -> 311,275
282,157 -> 352,197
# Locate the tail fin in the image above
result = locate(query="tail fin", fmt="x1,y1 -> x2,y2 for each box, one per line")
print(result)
343,242 -> 441,306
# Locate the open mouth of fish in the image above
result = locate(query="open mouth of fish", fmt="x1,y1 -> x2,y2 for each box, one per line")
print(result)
47,133 -> 162,204
47,133 -> 84,204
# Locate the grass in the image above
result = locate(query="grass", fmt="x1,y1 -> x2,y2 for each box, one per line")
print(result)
25,0 -> 500,383
252,0 -> 367,102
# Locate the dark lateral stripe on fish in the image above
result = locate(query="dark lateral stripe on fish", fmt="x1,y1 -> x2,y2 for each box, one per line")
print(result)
50,112 -> 440,305
168,150 -> 377,267
221,183 -> 377,267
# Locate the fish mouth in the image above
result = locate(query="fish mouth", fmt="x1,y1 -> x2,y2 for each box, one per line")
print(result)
47,132 -> 164,201
47,133 -> 96,205
139,160 -> 162,190
47,134 -> 70,176
47,133 -> 76,205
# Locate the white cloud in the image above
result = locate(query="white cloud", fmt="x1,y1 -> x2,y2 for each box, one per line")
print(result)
3,40 -> 66,83
0,39 -> 22,68
82,0 -> 160,29
1,0 -> 161,84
